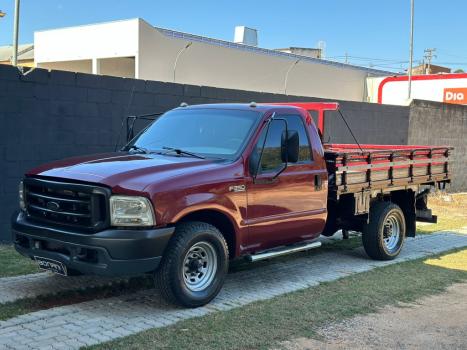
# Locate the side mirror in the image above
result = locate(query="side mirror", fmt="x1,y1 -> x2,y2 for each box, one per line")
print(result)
281,130 -> 299,163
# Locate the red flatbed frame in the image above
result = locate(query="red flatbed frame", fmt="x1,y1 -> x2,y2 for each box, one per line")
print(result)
271,102 -> 453,194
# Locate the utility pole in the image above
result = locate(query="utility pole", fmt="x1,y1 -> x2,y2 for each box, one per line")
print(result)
12,0 -> 20,66
344,52 -> 349,64
408,0 -> 414,100
423,48 -> 437,74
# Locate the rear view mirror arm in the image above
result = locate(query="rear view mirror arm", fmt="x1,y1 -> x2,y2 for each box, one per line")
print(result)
252,114 -> 275,182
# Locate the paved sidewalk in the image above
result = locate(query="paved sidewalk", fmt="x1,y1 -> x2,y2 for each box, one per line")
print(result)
0,232 -> 466,350
0,233 -> 347,304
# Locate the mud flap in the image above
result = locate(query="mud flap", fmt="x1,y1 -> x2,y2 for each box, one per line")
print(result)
415,189 -> 438,223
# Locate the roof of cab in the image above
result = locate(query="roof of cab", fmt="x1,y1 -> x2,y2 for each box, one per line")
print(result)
174,103 -> 303,114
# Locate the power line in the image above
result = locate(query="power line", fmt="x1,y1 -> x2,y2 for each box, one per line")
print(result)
329,56 -> 467,66
327,55 -> 411,63
324,51 -> 467,72
430,61 -> 467,65
436,49 -> 467,60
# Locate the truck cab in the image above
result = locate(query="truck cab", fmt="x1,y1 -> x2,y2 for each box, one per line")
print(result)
12,102 -> 451,307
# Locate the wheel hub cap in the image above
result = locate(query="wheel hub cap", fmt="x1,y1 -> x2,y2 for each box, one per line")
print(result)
383,214 -> 401,251
182,241 -> 218,292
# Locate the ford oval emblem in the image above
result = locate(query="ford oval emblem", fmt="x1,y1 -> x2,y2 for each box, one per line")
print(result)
46,201 -> 60,211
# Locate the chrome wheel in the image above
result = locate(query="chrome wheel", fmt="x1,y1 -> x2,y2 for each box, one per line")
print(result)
383,214 -> 401,252
182,241 -> 218,292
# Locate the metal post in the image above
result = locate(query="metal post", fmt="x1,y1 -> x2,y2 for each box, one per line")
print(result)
173,42 -> 192,83
12,0 -> 20,66
408,0 -> 414,100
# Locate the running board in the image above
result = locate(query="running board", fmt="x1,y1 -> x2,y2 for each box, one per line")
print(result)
246,241 -> 322,262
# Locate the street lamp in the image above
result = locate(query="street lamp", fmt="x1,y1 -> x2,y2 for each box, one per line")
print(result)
173,42 -> 192,83
0,10 -> 6,18
284,59 -> 300,95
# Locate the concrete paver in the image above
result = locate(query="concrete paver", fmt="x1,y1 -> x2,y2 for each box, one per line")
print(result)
0,232 -> 465,350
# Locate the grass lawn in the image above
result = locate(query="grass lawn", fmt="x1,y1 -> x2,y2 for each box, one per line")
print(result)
417,192 -> 467,234
0,245 -> 40,278
87,247 -> 467,350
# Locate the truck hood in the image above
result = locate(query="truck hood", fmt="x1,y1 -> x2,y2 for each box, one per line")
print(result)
27,152 -> 223,193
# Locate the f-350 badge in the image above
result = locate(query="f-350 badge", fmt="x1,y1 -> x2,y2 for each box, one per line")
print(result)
229,184 -> 246,192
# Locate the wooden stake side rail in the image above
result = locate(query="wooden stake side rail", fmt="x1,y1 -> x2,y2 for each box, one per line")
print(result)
324,145 -> 453,194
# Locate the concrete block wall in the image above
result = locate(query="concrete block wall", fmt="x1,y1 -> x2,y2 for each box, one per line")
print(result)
408,99 -> 467,192
0,64 -> 440,242
323,101 -> 410,145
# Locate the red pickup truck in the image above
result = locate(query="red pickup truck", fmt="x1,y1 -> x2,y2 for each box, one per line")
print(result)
12,102 -> 451,307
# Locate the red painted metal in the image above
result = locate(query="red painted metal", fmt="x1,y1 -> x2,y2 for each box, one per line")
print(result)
265,102 -> 339,138
324,143 -> 451,194
27,152 -> 250,256
377,73 -> 467,104
24,103 -> 451,258
325,144 -> 451,171
243,109 -> 328,252
324,143 -> 448,153
26,105 -> 330,257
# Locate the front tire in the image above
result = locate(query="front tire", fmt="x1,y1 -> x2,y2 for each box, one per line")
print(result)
155,221 -> 229,307
362,202 -> 406,260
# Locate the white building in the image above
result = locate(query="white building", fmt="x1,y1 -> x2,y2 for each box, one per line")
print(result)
367,74 -> 467,105
33,18 -> 393,102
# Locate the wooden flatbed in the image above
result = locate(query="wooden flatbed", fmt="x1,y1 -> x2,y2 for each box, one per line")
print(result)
324,144 -> 452,195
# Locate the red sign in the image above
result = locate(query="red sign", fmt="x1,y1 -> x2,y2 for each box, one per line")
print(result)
443,88 -> 467,104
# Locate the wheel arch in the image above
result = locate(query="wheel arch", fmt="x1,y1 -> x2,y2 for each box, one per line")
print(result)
177,209 -> 238,259
384,189 -> 416,237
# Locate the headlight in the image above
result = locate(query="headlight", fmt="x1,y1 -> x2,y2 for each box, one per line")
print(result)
19,181 -> 25,210
110,195 -> 155,227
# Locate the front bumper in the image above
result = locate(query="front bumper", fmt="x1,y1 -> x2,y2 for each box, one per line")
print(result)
12,211 -> 175,276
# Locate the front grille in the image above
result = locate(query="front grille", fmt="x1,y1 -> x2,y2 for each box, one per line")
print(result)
23,178 -> 110,232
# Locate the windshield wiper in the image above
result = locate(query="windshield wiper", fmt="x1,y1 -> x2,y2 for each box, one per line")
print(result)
127,145 -> 150,154
162,146 -> 205,159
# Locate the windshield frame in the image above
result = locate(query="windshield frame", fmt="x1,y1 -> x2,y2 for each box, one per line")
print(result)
124,107 -> 264,161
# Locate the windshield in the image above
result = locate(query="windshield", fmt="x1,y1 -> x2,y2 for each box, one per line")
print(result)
129,108 -> 261,160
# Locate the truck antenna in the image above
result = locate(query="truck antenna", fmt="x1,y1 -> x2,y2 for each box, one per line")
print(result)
114,83 -> 137,151
337,109 -> 363,153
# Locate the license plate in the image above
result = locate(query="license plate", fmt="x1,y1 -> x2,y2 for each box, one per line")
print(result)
34,256 -> 68,276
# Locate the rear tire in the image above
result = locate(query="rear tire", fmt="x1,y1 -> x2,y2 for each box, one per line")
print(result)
362,201 -> 405,260
155,221 -> 229,307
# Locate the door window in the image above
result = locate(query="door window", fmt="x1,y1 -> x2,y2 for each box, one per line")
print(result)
258,120 -> 286,174
281,115 -> 313,162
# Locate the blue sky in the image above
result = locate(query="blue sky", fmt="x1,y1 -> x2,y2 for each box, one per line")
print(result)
0,0 -> 466,72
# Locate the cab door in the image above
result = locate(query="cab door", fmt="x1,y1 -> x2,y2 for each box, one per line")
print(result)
245,114 -> 327,252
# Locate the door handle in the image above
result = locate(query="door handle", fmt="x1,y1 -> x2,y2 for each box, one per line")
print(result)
314,175 -> 322,190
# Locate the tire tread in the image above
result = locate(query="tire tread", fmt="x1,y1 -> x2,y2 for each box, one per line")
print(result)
155,221 -> 228,307
362,201 -> 405,261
